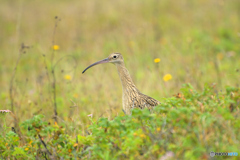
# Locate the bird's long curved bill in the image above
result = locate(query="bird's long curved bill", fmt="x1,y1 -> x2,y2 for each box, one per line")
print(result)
82,58 -> 109,73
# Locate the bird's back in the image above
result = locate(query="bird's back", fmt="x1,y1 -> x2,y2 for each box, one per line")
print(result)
123,90 -> 160,114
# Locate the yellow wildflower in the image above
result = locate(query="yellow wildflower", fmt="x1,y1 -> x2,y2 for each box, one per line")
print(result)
53,45 -> 59,50
64,75 -> 72,80
163,74 -> 172,82
54,121 -> 58,126
140,134 -> 146,138
25,147 -> 29,151
73,143 -> 78,147
133,132 -> 138,136
157,128 -> 161,131
154,58 -> 161,63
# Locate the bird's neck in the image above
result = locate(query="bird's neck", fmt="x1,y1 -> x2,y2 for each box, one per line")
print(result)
115,63 -> 139,94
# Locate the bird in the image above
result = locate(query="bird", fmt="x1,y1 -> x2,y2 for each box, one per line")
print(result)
82,53 -> 160,115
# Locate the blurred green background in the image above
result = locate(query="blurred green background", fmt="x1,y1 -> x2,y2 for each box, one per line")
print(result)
0,0 -> 239,124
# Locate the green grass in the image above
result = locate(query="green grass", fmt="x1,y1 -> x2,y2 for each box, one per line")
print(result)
1,84 -> 240,159
0,0 -> 240,159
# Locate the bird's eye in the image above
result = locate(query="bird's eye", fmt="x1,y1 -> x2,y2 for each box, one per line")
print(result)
113,55 -> 117,59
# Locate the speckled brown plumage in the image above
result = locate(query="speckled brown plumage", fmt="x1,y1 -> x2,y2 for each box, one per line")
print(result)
82,53 -> 160,115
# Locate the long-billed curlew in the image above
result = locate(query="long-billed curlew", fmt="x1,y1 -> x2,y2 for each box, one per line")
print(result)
82,53 -> 160,115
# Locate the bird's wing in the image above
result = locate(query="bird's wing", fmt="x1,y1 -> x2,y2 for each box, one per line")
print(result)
139,93 -> 160,109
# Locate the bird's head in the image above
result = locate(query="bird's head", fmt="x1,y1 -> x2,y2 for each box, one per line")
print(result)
82,53 -> 124,74
108,53 -> 124,64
